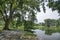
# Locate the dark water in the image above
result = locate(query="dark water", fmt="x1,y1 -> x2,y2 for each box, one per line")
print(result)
33,29 -> 60,40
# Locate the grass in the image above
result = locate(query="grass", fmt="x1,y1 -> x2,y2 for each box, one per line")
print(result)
9,26 -> 24,31
0,25 -> 60,31
34,26 -> 44,29
1,24 -> 60,35
24,31 -> 36,36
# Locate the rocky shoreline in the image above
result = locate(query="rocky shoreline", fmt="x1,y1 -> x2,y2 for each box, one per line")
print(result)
0,30 -> 23,40
0,30 -> 38,40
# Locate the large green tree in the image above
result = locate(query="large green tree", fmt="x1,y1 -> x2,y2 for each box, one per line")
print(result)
0,0 -> 43,30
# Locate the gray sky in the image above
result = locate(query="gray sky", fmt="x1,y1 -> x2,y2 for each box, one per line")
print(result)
36,2 -> 60,23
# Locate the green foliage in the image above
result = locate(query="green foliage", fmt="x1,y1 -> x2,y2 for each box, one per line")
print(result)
56,18 -> 60,27
44,19 -> 60,27
48,0 -> 60,14
24,20 -> 34,33
44,19 -> 52,27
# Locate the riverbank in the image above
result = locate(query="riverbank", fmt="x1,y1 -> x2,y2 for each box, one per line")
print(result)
0,30 -> 38,40
23,35 -> 37,40
22,31 -> 37,40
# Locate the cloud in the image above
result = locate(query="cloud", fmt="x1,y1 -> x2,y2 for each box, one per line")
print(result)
36,4 -> 60,23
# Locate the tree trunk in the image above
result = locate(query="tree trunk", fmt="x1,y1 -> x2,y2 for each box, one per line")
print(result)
3,3 -> 13,30
3,19 -> 10,30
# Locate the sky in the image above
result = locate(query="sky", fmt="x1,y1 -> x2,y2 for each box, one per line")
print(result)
36,2 -> 60,23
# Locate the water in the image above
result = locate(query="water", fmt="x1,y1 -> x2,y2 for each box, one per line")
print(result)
33,29 -> 60,40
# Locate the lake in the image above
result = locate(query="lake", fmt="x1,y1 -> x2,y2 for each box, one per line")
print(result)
33,29 -> 60,40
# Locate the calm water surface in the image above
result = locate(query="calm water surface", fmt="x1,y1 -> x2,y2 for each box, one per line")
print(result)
33,29 -> 60,40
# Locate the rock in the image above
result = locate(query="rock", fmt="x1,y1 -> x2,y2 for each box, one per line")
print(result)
0,30 -> 23,40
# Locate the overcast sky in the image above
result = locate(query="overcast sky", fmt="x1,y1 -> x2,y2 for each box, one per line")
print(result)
36,2 -> 60,23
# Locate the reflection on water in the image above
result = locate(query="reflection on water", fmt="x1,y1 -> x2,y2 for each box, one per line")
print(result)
33,29 -> 60,40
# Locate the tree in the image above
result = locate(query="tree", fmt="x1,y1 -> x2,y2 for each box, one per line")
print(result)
24,20 -> 34,33
47,0 -> 60,27
44,19 -> 57,27
44,19 -> 51,27
56,18 -> 60,27
48,0 -> 60,14
0,0 -> 44,30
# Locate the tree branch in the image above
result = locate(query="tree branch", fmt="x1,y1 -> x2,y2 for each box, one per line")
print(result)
4,8 -> 8,20
0,10 -> 6,21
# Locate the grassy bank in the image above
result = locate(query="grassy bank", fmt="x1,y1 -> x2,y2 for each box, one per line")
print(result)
22,31 -> 37,40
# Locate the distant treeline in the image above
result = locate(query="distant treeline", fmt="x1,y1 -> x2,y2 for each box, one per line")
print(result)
35,18 -> 60,27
